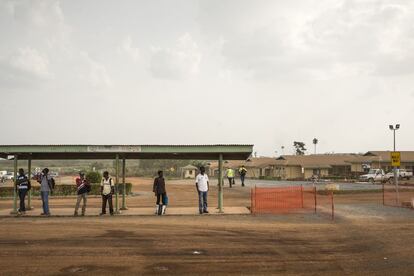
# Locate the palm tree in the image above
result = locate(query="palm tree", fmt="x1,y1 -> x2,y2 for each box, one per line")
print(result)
313,138 -> 318,154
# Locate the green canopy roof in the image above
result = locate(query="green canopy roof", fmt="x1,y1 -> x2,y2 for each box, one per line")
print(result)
0,144 -> 253,160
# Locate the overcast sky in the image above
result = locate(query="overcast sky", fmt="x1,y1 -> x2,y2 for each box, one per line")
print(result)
1,0 -> 413,156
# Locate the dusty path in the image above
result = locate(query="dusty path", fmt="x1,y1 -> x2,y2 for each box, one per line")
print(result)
0,215 -> 413,275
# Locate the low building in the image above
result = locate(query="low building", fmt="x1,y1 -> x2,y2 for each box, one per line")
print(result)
180,165 -> 198,179
208,151 -> 414,180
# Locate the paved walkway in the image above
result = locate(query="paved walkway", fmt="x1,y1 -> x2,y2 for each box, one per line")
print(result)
0,206 -> 251,217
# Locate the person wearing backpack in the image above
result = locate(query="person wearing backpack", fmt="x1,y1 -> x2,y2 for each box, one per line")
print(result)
74,172 -> 90,216
37,168 -> 54,216
16,168 -> 31,215
153,170 -> 167,215
100,171 -> 114,216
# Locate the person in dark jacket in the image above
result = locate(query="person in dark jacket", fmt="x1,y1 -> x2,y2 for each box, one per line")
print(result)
74,172 -> 90,216
153,170 -> 167,215
16,168 -> 30,215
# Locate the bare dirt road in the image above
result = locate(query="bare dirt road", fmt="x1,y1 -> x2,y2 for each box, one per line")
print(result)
1,214 -> 413,275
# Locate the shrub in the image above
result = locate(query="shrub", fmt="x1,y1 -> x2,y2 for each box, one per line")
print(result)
0,183 -> 132,197
86,171 -> 102,184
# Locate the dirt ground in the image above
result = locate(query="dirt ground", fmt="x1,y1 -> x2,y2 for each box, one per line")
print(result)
0,177 -> 413,275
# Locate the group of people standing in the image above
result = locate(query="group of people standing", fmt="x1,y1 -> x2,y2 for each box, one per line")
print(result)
225,165 -> 248,188
14,165 -> 247,217
15,168 -> 115,216
152,166 -> 209,215
15,168 -> 54,216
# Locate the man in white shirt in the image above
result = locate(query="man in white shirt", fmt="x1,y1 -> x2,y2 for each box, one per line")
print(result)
195,166 -> 209,214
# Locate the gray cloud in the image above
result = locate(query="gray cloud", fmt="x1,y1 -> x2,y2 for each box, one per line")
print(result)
149,33 -> 202,79
0,0 -> 413,155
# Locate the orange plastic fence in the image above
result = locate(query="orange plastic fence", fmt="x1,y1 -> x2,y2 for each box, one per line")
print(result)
251,186 -> 317,214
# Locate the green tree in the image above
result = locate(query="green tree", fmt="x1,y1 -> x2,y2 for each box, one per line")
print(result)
293,141 -> 306,155
86,171 -> 102,184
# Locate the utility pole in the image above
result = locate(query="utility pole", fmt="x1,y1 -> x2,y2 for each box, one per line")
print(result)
389,124 -> 400,205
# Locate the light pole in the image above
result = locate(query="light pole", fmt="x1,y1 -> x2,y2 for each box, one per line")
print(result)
389,124 -> 400,204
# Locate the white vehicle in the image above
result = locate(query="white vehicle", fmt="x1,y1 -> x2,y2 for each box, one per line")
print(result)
0,171 -> 7,177
2,172 -> 15,180
359,169 -> 387,183
385,169 -> 413,181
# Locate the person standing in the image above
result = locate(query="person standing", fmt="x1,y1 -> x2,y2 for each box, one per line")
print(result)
225,168 -> 235,188
153,170 -> 167,215
100,171 -> 114,216
37,168 -> 53,216
238,165 -> 248,187
196,166 -> 209,214
16,168 -> 30,215
74,172 -> 90,216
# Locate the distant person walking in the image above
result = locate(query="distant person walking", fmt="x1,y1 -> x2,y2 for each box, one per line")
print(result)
74,172 -> 90,216
100,171 -> 114,216
37,168 -> 54,216
238,165 -> 248,187
153,170 -> 167,215
225,168 -> 235,188
16,168 -> 31,215
196,166 -> 209,214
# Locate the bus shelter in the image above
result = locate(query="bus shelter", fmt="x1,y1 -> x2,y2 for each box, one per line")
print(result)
0,145 -> 253,214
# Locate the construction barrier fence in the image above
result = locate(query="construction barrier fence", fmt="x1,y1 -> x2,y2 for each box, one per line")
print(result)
251,186 -> 324,216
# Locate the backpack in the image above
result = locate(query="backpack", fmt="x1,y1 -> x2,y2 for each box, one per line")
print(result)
86,181 -> 91,193
49,177 -> 56,191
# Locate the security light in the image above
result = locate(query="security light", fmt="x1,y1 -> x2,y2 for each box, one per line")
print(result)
389,125 -> 393,130
396,124 -> 400,129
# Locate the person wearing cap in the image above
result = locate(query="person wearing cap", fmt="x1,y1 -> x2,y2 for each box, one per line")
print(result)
74,172 -> 90,216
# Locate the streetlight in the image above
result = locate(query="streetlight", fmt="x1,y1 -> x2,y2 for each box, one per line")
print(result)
389,124 -> 400,204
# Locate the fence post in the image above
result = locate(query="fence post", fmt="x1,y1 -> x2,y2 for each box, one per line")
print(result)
314,186 -> 317,213
382,182 -> 385,206
250,187 -> 254,214
301,185 -> 304,208
331,191 -> 334,220
254,185 -> 257,214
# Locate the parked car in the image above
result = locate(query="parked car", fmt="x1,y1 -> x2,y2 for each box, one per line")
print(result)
385,169 -> 413,181
359,169 -> 387,183
2,172 -> 15,180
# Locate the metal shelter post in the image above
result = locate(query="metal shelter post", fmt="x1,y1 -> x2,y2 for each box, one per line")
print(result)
27,157 -> 32,210
115,154 -> 120,214
218,153 -> 223,213
11,155 -> 18,214
121,157 -> 128,210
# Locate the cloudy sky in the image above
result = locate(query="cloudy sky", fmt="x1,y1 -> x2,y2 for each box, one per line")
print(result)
1,0 -> 413,156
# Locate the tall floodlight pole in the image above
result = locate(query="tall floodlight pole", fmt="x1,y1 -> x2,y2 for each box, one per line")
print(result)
389,124 -> 400,204
313,138 -> 318,155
